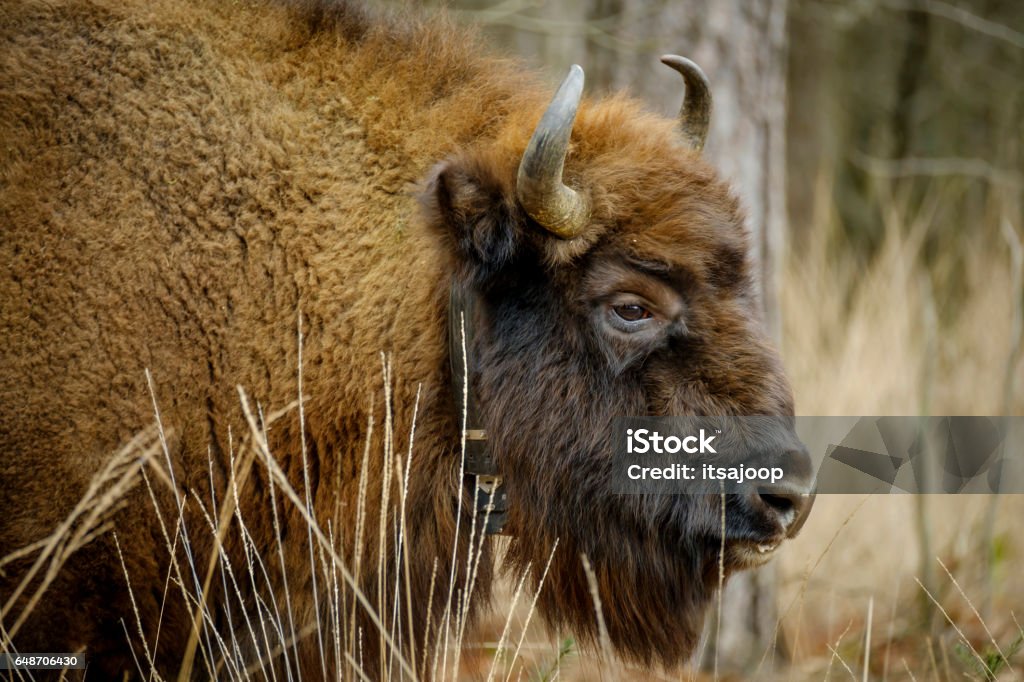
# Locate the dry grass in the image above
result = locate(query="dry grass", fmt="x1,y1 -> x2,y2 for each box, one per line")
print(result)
765,178 -> 1024,681
0,321 -> 569,682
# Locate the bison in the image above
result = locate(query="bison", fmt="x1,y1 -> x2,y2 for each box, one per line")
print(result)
0,0 -> 815,678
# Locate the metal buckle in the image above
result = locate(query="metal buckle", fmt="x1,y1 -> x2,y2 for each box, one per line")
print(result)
471,474 -> 508,534
476,474 -> 502,495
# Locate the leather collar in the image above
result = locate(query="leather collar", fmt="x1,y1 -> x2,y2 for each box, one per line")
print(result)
448,283 -> 508,535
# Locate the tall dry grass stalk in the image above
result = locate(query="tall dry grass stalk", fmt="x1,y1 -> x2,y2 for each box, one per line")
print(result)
0,426 -> 163,650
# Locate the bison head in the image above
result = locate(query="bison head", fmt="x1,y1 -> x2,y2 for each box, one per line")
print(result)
420,59 -> 814,667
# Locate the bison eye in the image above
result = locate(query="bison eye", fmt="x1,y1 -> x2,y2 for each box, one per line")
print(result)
612,304 -> 653,323
602,298 -> 663,336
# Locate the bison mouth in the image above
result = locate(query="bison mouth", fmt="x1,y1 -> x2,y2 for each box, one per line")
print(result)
710,485 -> 817,570
724,539 -> 786,569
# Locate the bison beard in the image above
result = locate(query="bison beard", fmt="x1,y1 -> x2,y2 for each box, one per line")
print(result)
0,0 -> 813,678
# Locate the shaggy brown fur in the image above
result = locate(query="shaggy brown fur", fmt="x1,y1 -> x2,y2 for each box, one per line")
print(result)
0,0 -> 801,678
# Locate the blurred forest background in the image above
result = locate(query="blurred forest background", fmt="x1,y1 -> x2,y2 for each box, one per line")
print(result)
389,0 -> 1023,679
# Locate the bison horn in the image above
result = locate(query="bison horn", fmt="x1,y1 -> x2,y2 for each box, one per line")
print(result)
516,65 -> 591,239
660,55 -> 712,151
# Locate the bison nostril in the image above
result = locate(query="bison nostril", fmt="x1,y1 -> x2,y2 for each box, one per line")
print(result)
755,483 -> 816,537
759,491 -> 796,515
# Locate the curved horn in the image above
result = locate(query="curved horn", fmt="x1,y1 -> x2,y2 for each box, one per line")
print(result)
660,55 -> 712,151
516,65 -> 591,239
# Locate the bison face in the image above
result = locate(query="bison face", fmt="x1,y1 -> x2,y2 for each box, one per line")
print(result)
420,62 -> 814,667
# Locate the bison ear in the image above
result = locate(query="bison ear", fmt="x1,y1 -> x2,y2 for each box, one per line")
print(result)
420,157 -> 525,280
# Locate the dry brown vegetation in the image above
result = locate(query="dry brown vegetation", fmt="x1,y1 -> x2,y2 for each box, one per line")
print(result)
770,177 -> 1024,681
